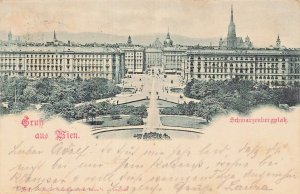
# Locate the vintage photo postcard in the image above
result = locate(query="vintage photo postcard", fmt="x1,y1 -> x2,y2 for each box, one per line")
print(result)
0,0 -> 300,193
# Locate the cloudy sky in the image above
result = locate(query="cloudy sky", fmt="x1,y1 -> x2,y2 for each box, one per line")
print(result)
0,0 -> 299,47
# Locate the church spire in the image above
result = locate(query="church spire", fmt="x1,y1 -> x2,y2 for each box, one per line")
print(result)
227,5 -> 237,49
54,30 -> 57,42
276,34 -> 281,48
167,26 -> 170,39
8,29 -> 13,42
230,5 -> 234,23
127,35 -> 132,45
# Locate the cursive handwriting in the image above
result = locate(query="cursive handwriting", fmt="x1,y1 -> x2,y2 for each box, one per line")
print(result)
4,140 -> 298,194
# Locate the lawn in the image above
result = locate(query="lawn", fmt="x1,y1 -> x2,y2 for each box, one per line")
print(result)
160,115 -> 206,129
88,116 -> 130,127
123,99 -> 149,107
157,100 -> 177,108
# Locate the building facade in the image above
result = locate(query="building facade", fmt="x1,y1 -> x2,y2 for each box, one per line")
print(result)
163,46 -> 187,74
145,38 -> 164,73
1,6 -> 299,85
145,48 -> 163,69
121,46 -> 145,74
183,49 -> 300,86
219,6 -> 253,49
183,5 -> 300,86
161,31 -> 188,74
0,46 -> 125,83
119,36 -> 146,74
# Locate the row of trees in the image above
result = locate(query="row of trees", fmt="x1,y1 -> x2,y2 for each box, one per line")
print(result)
160,100 -> 225,123
42,101 -> 148,121
0,76 -> 147,126
0,76 -> 121,114
161,78 -> 300,122
185,78 -> 300,107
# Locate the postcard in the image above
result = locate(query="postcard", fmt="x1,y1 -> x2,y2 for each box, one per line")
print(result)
0,0 -> 299,193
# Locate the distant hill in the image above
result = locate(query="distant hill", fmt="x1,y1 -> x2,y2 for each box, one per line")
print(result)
0,31 -> 219,46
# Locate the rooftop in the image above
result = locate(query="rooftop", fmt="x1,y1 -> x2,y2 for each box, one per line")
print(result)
0,45 -> 120,53
187,48 -> 300,55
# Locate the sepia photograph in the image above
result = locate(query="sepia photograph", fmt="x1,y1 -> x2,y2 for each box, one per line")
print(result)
0,0 -> 299,193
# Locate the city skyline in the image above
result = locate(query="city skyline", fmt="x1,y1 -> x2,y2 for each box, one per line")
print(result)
0,0 -> 300,47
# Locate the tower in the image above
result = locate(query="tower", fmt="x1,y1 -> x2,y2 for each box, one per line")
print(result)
163,28 -> 173,47
244,35 -> 253,48
276,34 -> 281,48
219,37 -> 223,47
227,5 -> 237,49
127,35 -> 132,45
53,30 -> 57,42
8,30 -> 13,42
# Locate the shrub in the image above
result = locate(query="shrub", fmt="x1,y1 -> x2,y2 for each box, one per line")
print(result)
127,115 -> 143,126
0,105 -> 8,115
111,114 -> 121,120
86,120 -> 104,125
160,107 -> 182,115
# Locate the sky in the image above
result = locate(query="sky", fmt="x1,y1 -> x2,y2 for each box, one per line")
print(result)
0,0 -> 300,47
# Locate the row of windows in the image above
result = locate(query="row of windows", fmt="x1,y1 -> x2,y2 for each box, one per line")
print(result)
199,69 -> 282,74
0,72 -> 112,77
197,62 -> 284,67
289,69 -> 300,73
0,58 -> 22,61
192,74 -> 289,80
27,66 -> 110,71
125,56 -> 143,59
290,63 -> 300,68
146,56 -> 162,60
73,58 -> 110,62
125,59 -> 143,63
126,64 -> 144,67
0,63 -> 112,67
4,59 -> 113,65
0,54 -> 113,58
1,65 -> 111,71
189,56 -> 297,61
164,56 -> 183,59
189,56 -> 300,62
191,66 -> 286,73
190,57 -> 255,61
190,63 -> 287,69
126,52 -> 143,55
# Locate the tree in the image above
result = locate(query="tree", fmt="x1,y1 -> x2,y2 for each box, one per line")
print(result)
127,115 -> 143,125
177,102 -> 197,116
78,80 -> 93,101
110,107 -> 121,120
34,78 -> 53,103
0,105 -> 8,115
194,98 -> 225,123
88,106 -> 98,122
97,102 -> 112,115
183,79 -> 195,97
23,85 -> 38,103
251,90 -> 274,106
160,107 -> 182,115
274,87 -> 300,106
131,105 -> 148,117
8,101 -> 30,114
79,103 -> 98,121
60,102 -> 76,120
